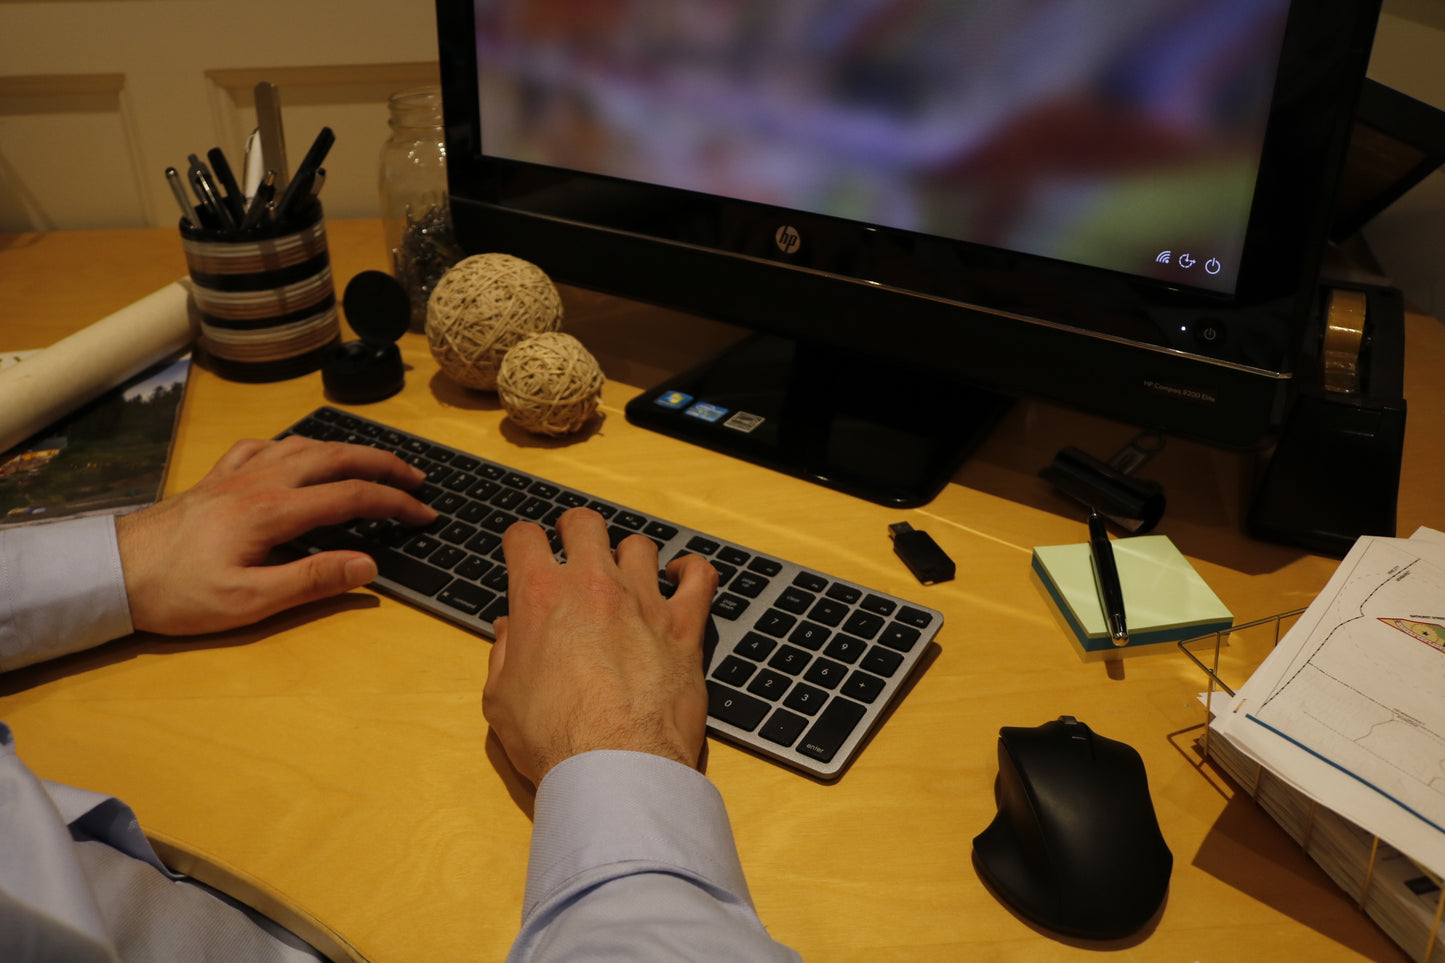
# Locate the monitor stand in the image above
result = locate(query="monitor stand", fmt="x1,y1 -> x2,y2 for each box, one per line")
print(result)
623,334 -> 1012,508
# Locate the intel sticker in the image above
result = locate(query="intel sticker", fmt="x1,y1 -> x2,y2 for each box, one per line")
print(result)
684,401 -> 729,423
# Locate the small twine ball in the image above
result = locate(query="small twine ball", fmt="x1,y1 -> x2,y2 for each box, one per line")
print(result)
496,332 -> 605,436
426,253 -> 563,390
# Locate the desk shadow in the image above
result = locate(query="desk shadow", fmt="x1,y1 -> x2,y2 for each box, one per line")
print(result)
947,398 -> 1312,578
1192,793 -> 1401,960
0,592 -> 379,698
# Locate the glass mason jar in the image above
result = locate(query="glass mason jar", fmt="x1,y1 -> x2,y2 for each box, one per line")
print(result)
379,85 -> 463,330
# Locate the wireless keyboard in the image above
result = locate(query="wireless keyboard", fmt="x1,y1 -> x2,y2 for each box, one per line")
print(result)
280,407 -> 942,779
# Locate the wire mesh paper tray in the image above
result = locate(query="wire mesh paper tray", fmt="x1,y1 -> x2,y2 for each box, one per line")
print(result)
1179,611 -> 1445,962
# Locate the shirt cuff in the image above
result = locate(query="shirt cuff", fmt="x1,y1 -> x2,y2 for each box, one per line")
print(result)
522,750 -> 755,920
0,514 -> 134,673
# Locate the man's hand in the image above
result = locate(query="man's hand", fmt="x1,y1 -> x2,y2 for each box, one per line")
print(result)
483,508 -> 719,785
115,434 -> 436,635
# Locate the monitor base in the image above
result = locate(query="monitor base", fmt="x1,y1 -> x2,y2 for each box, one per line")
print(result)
624,334 -> 1012,508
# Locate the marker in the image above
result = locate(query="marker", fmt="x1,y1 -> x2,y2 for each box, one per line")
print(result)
273,126 -> 334,223
1088,511 -> 1128,646
164,167 -> 199,229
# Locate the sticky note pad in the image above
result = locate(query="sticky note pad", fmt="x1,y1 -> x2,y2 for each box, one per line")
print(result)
1031,535 -> 1232,657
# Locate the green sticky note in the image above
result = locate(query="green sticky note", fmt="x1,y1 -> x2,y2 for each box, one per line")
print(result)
1032,535 -> 1232,655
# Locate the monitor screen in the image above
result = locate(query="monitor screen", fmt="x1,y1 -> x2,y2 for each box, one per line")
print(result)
473,0 -> 1286,296
437,0 -> 1381,505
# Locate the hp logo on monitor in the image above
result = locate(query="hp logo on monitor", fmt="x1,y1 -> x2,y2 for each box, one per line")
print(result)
774,225 -> 801,255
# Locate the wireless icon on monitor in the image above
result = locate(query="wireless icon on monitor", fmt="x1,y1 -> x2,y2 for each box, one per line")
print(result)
1155,251 -> 1172,264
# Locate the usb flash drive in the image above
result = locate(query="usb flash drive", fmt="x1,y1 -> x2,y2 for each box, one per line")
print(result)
889,522 -> 956,585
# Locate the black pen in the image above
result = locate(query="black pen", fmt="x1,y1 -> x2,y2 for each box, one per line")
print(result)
274,126 -> 334,224
207,147 -> 246,221
187,155 -> 236,233
1088,511 -> 1128,646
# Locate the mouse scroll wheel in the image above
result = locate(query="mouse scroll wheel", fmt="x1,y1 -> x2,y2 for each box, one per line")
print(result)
1058,715 -> 1095,755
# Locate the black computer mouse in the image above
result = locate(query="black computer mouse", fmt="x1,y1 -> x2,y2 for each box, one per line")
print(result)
972,715 -> 1172,940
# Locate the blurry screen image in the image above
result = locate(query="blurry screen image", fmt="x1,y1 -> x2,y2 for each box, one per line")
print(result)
474,0 -> 1290,293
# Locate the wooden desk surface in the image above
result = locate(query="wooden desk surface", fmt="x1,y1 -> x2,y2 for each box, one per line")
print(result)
2,222 -> 1441,961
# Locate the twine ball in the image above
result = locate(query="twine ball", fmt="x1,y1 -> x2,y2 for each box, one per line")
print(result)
426,253 -> 563,390
496,332 -> 605,436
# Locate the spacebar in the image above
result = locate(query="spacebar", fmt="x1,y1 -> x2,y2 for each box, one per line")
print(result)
298,527 -> 452,596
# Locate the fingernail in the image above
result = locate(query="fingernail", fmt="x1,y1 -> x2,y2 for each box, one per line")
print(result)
344,556 -> 377,587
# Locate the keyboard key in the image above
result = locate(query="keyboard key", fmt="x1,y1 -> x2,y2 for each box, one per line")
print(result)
788,621 -> 830,651
747,669 -> 791,701
492,488 -> 526,511
760,709 -> 808,747
615,511 -> 646,530
803,657 -> 847,689
735,632 -> 777,661
879,623 -> 922,652
440,521 -> 477,544
861,594 -> 897,616
748,556 -> 782,576
767,644 -> 811,675
808,598 -> 849,627
729,571 -> 770,598
707,682 -> 769,731
686,535 -> 720,555
718,547 -> 750,567
798,698 -> 867,763
793,572 -> 827,593
437,580 -> 496,616
431,545 -> 466,570
826,583 -> 862,604
774,586 -> 814,614
713,656 -> 756,687
824,634 -> 867,664
754,609 -> 797,637
644,521 -> 679,541
842,610 -> 885,639
455,555 -> 492,581
898,605 -> 932,628
842,670 -> 886,703
860,646 -> 903,677
783,683 -> 828,715
711,593 -> 750,621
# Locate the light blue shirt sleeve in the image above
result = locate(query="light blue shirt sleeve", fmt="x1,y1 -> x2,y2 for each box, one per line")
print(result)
0,514 -> 134,674
510,750 -> 802,962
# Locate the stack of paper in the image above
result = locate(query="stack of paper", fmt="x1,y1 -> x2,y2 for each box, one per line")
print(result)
1206,527 -> 1445,961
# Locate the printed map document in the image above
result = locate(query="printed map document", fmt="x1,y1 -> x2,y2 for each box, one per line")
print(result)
1213,528 -> 1445,876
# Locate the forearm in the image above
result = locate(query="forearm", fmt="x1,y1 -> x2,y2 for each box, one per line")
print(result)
509,751 -> 800,962
0,514 -> 133,673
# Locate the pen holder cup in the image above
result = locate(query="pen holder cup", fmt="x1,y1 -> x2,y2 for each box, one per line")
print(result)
179,203 -> 340,383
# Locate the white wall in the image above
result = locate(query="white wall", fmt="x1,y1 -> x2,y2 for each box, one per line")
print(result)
1364,1 -> 1445,318
0,0 -> 440,232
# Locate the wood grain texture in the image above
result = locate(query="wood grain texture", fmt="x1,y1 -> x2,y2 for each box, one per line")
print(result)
3,221 -> 1439,961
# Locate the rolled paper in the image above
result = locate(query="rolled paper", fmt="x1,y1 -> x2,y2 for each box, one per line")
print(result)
0,279 -> 195,454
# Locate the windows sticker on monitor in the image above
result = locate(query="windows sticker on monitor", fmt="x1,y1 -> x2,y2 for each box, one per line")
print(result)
437,0 -> 1382,507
